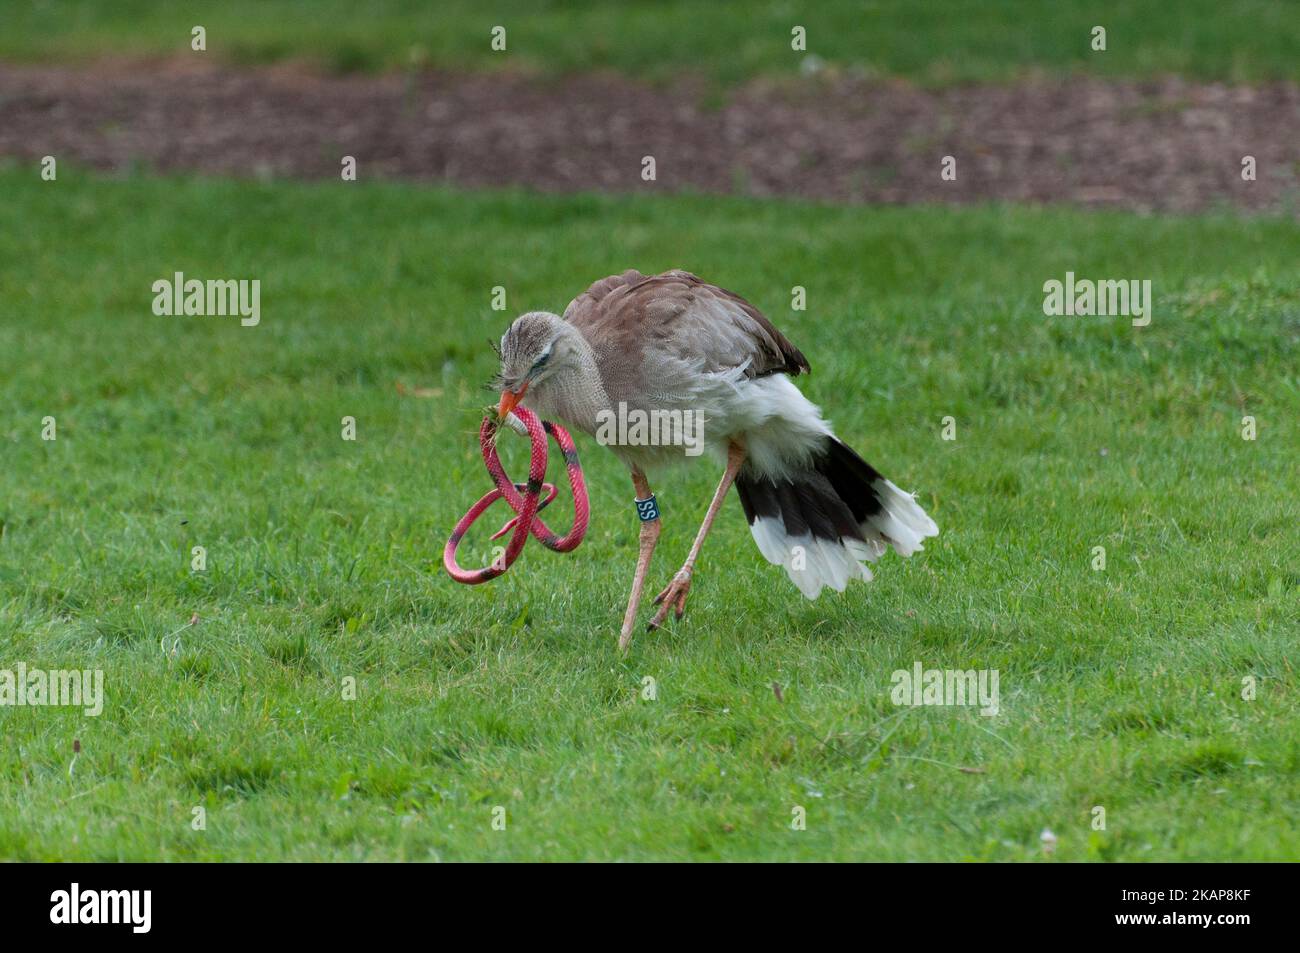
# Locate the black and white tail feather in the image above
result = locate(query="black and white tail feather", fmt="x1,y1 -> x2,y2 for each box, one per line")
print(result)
736,436 -> 937,598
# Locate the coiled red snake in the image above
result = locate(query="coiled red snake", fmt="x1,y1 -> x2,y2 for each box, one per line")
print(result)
444,407 -> 589,584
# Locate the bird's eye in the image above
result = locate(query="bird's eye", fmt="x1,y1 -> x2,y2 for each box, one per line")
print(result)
528,351 -> 551,376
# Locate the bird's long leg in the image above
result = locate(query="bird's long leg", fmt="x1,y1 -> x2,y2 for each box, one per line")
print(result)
618,467 -> 661,653
648,441 -> 746,631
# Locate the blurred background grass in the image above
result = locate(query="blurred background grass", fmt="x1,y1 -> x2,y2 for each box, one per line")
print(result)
4,0 -> 1299,86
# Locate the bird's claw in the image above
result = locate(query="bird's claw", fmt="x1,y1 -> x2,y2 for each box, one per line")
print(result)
647,568 -> 692,630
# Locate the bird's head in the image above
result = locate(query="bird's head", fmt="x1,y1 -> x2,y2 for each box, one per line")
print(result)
493,311 -> 571,419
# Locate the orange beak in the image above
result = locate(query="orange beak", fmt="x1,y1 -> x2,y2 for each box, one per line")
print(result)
497,382 -> 527,419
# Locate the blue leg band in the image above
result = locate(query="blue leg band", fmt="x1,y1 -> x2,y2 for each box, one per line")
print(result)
634,495 -> 660,522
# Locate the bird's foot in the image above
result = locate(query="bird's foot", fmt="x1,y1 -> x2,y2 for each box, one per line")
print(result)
648,567 -> 693,630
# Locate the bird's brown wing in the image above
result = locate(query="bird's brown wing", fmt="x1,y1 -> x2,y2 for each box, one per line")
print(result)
563,269 -> 810,381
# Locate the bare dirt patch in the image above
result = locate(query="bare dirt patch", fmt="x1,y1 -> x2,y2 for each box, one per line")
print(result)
2,60 -> 1296,213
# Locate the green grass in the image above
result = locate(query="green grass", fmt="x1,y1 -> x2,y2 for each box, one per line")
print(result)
4,0 -> 1298,86
0,167 -> 1297,860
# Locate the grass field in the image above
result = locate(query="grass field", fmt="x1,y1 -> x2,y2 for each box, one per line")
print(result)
1,168 -> 1297,860
5,0 -> 1299,86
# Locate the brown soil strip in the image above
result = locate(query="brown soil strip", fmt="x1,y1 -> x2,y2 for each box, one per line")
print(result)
1,60 -> 1296,213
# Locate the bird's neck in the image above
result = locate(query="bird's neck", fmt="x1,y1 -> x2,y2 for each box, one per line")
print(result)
532,329 -> 610,435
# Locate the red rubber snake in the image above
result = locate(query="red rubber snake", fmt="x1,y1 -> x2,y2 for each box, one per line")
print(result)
444,406 -> 589,584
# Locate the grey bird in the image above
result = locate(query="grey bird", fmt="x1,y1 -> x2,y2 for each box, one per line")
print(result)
495,269 -> 938,650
